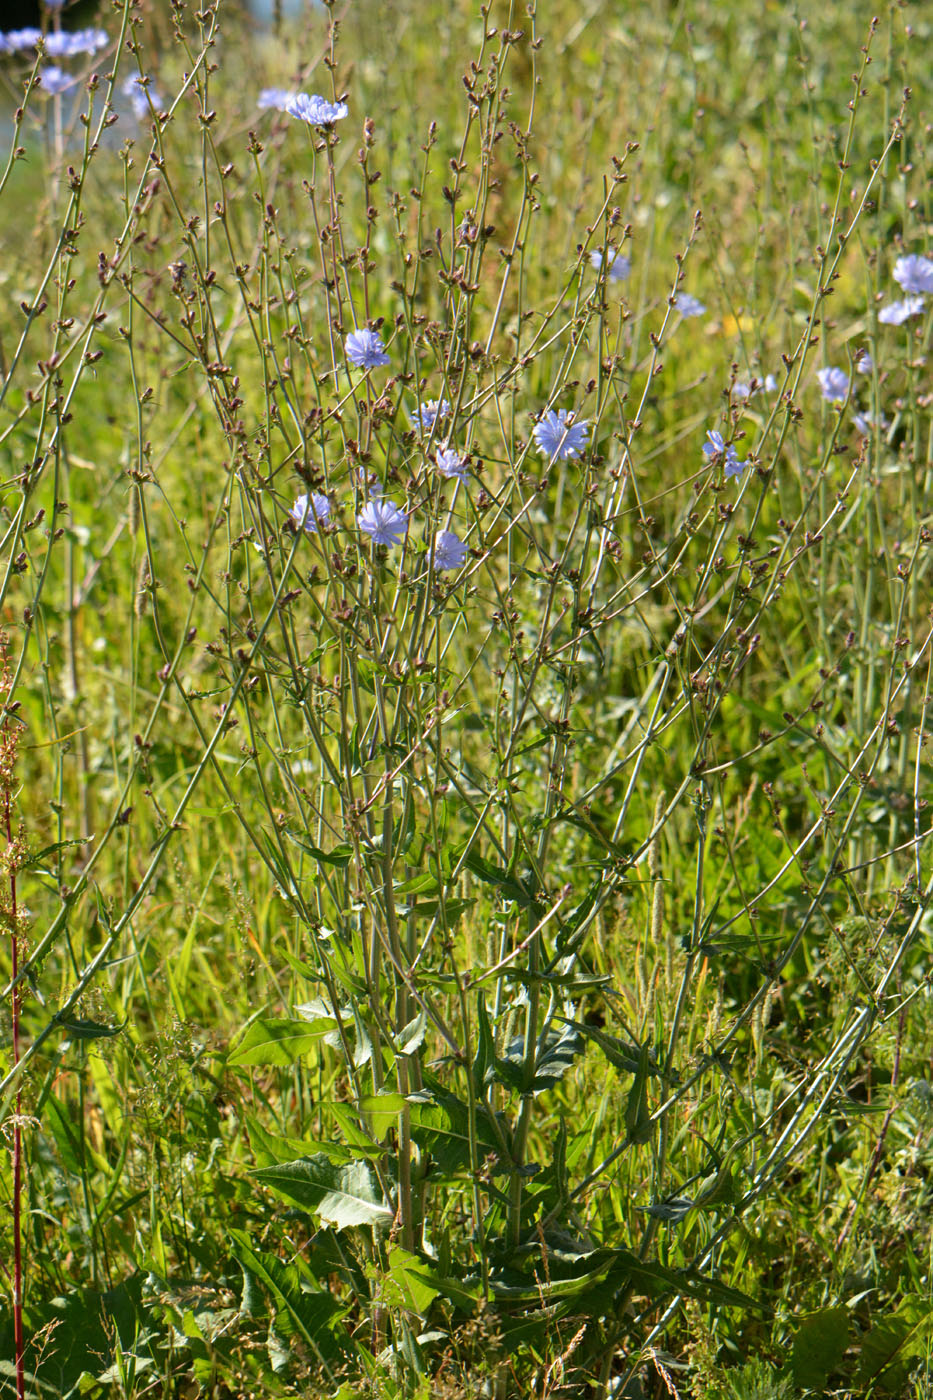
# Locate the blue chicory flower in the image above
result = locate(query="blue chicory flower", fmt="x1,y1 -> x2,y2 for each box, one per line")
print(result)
290,493 -> 330,532
39,65 -> 75,94
703,430 -> 745,476
44,28 -> 109,57
0,29 -> 41,53
675,292 -> 706,318
878,297 -> 925,325
591,247 -> 630,282
892,254 -> 933,296
258,87 -> 293,111
345,328 -> 390,370
358,499 -> 407,547
732,374 -> 776,402
436,447 -> 469,482
533,408 -> 590,462
816,367 -> 849,403
703,430 -> 727,459
433,529 -> 468,571
852,410 -> 890,438
285,92 -> 349,126
413,399 -> 451,433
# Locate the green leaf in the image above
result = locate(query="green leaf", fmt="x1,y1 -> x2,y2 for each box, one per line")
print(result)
791,1307 -> 849,1389
171,914 -> 201,1007
624,1041 -> 654,1144
564,1019 -> 649,1075
252,1154 -> 394,1230
239,1263 -> 264,1319
245,1115 -> 335,1169
351,1006 -> 376,1068
343,722 -> 362,773
471,991 -> 496,1095
408,1265 -> 480,1314
228,1016 -> 335,1067
328,1102 -> 384,1159
57,1016 -> 126,1041
402,897 -> 474,922
621,1255 -> 756,1310
393,871 -> 441,896
276,949 -> 320,981
856,1318 -> 914,1390
294,996 -> 346,1022
572,1252 -> 758,1313
490,1254 -> 619,1302
557,811 -> 627,860
554,876 -> 603,954
284,831 -> 354,867
409,1087 -> 499,1176
266,1321 -> 291,1374
514,730 -> 551,758
16,1276 -> 148,1397
552,1117 -> 569,1210
694,1159 -> 738,1210
493,1024 -> 583,1095
43,1094 -> 84,1176
499,1304 -> 567,1349
463,850 -> 537,909
88,1055 -> 124,1140
22,838 -> 89,872
227,1229 -> 347,1366
383,1247 -> 442,1314
394,1011 -> 427,1056
530,1024 -> 584,1091
641,1198 -> 695,1223
856,1297 -> 932,1390
359,1091 -> 406,1137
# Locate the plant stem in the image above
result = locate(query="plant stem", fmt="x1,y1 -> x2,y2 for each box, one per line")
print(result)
2,644 -> 25,1400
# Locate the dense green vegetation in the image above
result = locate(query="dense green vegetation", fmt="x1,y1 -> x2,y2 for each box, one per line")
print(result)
1,0 -> 932,1395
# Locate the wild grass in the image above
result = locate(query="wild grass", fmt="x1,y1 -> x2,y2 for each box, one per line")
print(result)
1,0 -> 932,1396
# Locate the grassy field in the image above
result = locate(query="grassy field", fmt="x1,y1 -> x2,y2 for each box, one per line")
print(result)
1,0 -> 932,1395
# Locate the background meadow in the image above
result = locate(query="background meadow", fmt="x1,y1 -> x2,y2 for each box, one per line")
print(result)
1,0 -> 933,1396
